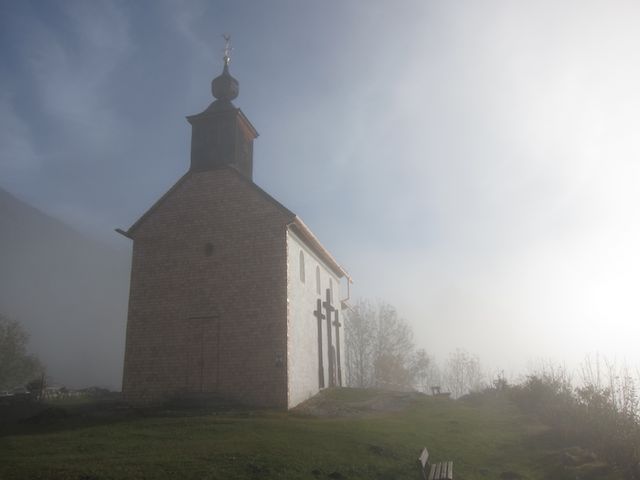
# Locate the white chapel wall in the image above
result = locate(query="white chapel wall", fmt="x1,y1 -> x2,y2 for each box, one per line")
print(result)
286,229 -> 344,408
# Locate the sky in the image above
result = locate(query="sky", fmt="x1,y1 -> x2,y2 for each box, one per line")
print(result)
2,0 -> 640,378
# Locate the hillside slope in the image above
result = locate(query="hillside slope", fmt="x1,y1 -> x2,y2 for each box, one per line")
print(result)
0,187 -> 130,389
0,389 -> 620,479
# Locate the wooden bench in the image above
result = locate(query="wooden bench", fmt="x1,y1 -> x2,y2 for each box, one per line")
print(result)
418,447 -> 453,480
430,386 -> 452,399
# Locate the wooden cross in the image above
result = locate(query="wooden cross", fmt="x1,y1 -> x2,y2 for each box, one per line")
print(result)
323,288 -> 336,387
333,310 -> 342,387
313,298 -> 325,388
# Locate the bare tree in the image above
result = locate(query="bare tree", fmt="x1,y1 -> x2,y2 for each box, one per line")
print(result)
345,301 -> 375,387
372,303 -> 414,389
579,353 -> 604,390
579,355 -> 640,417
442,349 -> 484,398
345,300 -> 424,390
410,348 -> 440,393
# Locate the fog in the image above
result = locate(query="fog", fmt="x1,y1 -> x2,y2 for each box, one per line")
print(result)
0,188 -> 129,389
2,1 -> 640,387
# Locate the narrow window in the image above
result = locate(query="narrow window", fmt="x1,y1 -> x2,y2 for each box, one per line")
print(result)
299,250 -> 305,282
329,278 -> 333,302
316,266 -> 321,295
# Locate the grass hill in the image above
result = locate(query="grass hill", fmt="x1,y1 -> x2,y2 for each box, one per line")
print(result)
0,388 -> 620,479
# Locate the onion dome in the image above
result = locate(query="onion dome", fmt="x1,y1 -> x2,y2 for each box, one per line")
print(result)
211,56 -> 239,101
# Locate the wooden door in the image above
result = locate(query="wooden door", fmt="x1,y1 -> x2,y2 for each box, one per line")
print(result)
184,316 -> 219,393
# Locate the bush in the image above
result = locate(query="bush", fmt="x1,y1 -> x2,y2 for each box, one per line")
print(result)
504,366 -> 640,479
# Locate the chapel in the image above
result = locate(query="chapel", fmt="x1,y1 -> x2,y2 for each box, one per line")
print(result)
118,49 -> 351,409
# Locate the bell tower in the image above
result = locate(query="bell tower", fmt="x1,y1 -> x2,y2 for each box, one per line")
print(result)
187,36 -> 258,179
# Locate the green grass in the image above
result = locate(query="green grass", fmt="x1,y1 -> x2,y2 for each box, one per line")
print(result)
0,389 -> 620,479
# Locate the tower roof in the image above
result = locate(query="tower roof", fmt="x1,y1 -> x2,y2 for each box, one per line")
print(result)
211,62 -> 239,102
187,36 -> 257,178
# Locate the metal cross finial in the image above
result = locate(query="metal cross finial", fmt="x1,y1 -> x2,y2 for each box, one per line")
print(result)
222,33 -> 232,66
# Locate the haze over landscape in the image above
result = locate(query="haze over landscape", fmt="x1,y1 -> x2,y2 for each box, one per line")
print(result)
2,1 -> 640,387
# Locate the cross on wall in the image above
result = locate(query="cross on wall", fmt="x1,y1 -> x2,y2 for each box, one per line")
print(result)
314,288 -> 342,388
313,299 -> 325,388
333,310 -> 342,387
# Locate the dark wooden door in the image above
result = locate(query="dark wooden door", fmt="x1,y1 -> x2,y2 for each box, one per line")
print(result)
184,316 -> 219,393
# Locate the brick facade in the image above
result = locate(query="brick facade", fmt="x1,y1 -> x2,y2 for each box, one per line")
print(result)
122,168 -> 292,408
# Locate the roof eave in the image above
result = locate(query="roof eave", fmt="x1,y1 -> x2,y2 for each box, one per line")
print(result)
288,216 -> 350,280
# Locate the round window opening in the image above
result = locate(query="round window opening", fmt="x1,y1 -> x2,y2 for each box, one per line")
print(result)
204,243 -> 214,256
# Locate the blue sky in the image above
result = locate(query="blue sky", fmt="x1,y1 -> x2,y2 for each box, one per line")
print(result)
3,0 -> 640,376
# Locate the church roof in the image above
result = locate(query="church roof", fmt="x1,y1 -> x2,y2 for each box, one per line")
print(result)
118,166 -> 350,280
287,217 -> 349,280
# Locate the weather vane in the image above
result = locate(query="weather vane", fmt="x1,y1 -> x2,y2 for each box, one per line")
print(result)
222,33 -> 232,66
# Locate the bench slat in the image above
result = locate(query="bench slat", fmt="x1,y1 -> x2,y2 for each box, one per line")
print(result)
429,461 -> 454,480
432,462 -> 441,480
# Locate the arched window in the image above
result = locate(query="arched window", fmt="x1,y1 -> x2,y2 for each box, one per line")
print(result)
299,250 -> 305,282
315,266 -> 321,295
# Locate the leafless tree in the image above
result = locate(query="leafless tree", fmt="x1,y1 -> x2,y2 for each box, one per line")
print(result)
442,349 -> 484,398
372,302 -> 414,389
410,348 -> 440,393
345,300 -> 376,387
345,300 -> 426,390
